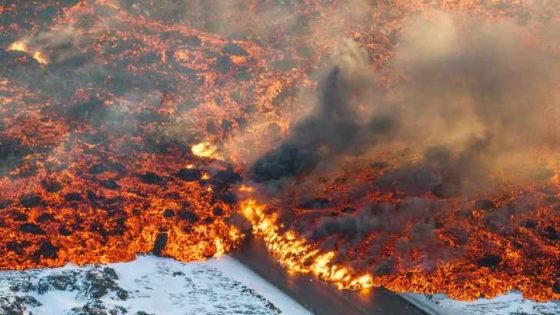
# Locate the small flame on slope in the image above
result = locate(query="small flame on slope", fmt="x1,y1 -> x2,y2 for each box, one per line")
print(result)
214,237 -> 225,257
7,40 -> 48,65
32,51 -> 48,65
8,41 -> 28,52
192,142 -> 219,158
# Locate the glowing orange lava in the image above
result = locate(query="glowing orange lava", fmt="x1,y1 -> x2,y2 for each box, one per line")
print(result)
0,0 -> 558,303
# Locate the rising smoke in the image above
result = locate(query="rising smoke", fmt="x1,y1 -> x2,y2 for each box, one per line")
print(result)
252,39 -> 395,183
250,11 -> 560,197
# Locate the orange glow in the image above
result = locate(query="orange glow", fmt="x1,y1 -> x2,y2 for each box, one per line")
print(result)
0,0 -> 558,303
240,199 -> 374,290
238,185 -> 254,193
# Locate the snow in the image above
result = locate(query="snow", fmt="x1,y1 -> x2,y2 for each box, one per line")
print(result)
1,255 -> 558,315
107,255 -> 312,315
211,256 -> 312,315
0,255 -> 312,315
401,292 -> 560,315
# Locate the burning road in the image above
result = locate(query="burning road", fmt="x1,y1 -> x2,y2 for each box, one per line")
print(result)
1,0 -> 559,312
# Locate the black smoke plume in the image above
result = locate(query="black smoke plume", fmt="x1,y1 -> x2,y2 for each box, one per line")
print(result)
251,40 -> 395,183
250,11 -> 560,197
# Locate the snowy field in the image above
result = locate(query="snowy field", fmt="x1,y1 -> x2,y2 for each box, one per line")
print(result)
0,255 -> 311,315
402,292 -> 560,315
0,255 -> 558,315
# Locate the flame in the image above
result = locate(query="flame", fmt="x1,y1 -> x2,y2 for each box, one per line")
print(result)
7,41 -> 28,52
238,184 -> 254,193
214,237 -> 225,257
32,51 -> 48,65
7,40 -> 48,65
191,142 -> 219,158
241,199 -> 374,290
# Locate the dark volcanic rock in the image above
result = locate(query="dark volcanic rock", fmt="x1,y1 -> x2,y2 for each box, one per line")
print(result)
184,35 -> 202,46
100,179 -> 119,190
86,267 -> 119,299
211,167 -> 242,189
483,210 -> 508,232
19,195 -> 44,208
217,192 -> 236,205
176,168 -> 202,181
37,213 -> 54,222
163,209 -> 175,218
212,207 -> 224,216
298,198 -> 330,209
64,192 -> 84,202
69,300 -> 127,315
38,273 -> 78,294
553,280 -> 560,294
215,55 -> 232,73
178,210 -> 198,224
445,227 -> 469,245
19,223 -> 45,235
138,172 -> 164,185
370,161 -> 390,170
341,207 -> 356,213
41,179 -> 62,193
34,241 -> 59,260
222,43 -> 248,56
59,226 -> 72,236
477,254 -> 501,268
152,232 -> 168,256
475,199 -> 496,210
88,162 -> 126,175
523,219 -> 537,229
6,241 -> 31,254
544,226 -> 559,241
0,199 -> 12,209
0,136 -> 30,176
13,212 -> 28,221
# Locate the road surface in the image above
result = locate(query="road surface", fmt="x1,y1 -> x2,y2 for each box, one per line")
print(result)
232,237 -> 428,315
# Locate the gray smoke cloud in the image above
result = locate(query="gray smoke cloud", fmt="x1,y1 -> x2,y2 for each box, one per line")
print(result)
250,11 -> 560,198
251,39 -> 395,183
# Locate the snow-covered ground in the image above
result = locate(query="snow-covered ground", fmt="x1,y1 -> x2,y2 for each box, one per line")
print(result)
402,292 -> 560,315
0,255 -> 311,315
1,255 -> 558,315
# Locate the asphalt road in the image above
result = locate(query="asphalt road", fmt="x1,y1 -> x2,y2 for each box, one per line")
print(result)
232,237 -> 429,315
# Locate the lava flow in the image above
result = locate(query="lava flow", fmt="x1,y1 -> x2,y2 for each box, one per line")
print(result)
241,198 -> 374,290
1,0 -> 560,303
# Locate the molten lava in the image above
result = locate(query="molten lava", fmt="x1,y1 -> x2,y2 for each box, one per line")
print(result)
241,198 -> 374,290
0,0 -> 559,303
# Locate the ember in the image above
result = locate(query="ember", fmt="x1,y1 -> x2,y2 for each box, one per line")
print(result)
1,0 -> 559,303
